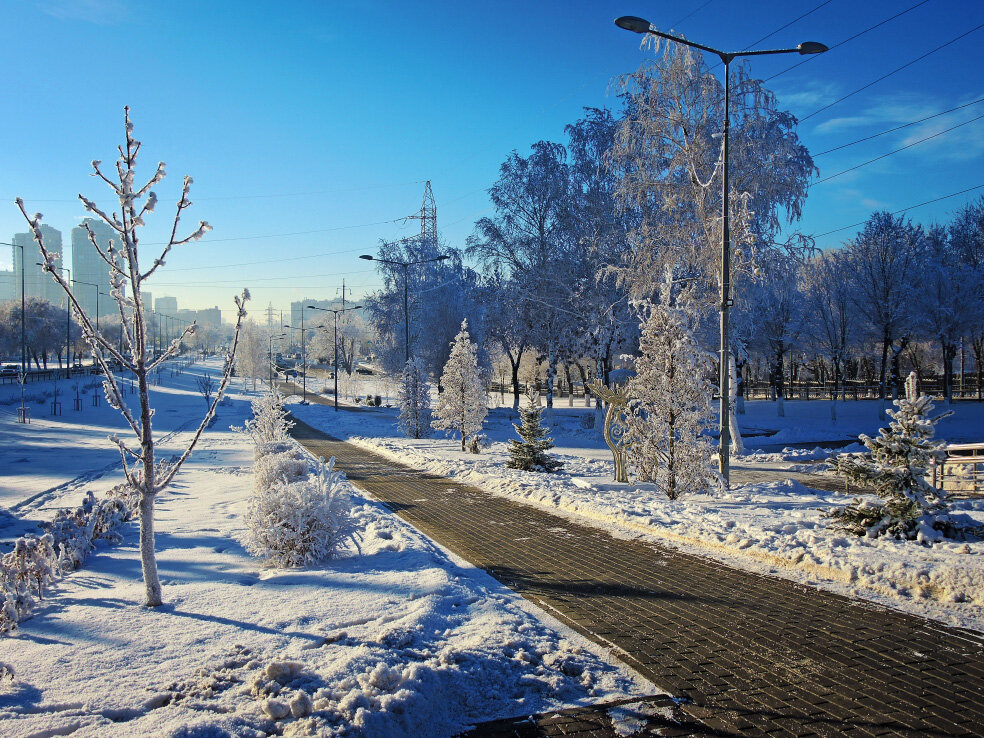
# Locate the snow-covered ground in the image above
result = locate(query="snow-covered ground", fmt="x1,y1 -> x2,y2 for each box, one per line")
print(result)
0,363 -> 652,737
290,391 -> 984,633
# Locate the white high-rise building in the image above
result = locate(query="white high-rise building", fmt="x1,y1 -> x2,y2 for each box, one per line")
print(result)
71,218 -> 117,318
13,226 -> 62,304
155,295 -> 177,315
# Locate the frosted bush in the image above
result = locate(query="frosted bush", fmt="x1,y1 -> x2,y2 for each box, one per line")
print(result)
253,447 -> 310,495
243,456 -> 360,567
233,390 -> 295,458
1,483 -> 138,634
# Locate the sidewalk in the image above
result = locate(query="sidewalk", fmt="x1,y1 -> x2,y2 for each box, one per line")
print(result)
284,392 -> 984,736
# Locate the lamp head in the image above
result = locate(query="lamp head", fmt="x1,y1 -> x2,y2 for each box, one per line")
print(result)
615,16 -> 652,34
358,254 -> 374,261
797,41 -> 828,55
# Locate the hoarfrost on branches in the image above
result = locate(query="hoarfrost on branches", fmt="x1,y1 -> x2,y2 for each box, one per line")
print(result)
432,320 -> 488,452
398,357 -> 432,439
17,107 -> 248,607
623,287 -> 719,500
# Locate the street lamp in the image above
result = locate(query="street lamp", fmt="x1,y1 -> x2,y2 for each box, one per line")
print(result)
614,16 -> 827,488
269,333 -> 286,387
282,321 -> 313,403
308,304 -> 363,411
71,278 -> 101,334
359,253 -> 449,363
12,243 -> 26,422
37,262 -> 72,378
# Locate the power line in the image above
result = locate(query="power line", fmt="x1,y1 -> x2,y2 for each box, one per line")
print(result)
814,97 -> 984,156
763,0 -> 932,83
800,21 -> 984,122
810,112 -> 984,186
813,184 -> 984,239
740,0 -> 835,50
670,0 -> 715,29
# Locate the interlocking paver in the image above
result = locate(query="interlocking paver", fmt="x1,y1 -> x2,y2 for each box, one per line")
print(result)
282,397 -> 984,737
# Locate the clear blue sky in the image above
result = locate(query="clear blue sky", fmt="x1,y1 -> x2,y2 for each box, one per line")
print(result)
1,0 -> 981,318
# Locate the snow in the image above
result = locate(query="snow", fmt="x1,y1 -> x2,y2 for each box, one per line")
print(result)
0,361 -> 652,736
289,393 -> 984,632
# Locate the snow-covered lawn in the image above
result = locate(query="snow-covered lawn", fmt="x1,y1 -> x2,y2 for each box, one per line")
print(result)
290,395 -> 984,633
0,364 -> 651,737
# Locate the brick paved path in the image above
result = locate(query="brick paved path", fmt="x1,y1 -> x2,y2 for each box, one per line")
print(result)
283,396 -> 984,736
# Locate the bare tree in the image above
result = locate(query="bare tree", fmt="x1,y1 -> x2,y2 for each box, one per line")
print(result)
18,107 -> 248,607
196,372 -> 217,410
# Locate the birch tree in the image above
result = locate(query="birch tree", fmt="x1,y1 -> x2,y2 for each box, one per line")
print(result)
18,107 -> 248,607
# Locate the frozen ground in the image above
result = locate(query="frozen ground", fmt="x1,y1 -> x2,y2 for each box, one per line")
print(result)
290,388 -> 984,633
0,362 -> 652,737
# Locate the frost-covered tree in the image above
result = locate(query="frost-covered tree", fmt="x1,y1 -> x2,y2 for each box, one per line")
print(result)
844,212 -> 921,400
236,321 -> 269,390
830,373 -> 976,542
18,108 -> 248,607
623,291 -> 718,499
949,196 -> 984,399
432,320 -> 487,451
916,224 -> 983,404
507,388 -> 563,472
802,249 -> 856,409
398,357 -> 432,439
610,41 -> 815,306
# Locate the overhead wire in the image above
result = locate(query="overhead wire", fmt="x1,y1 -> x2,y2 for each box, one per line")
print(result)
762,0 -> 932,83
812,184 -> 984,239
813,97 -> 984,156
799,21 -> 984,122
809,112 -> 984,186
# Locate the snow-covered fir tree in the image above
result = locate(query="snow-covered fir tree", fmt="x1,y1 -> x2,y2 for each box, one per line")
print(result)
398,357 -> 432,439
432,320 -> 487,451
830,373 -> 977,543
507,388 -> 563,472
623,289 -> 718,500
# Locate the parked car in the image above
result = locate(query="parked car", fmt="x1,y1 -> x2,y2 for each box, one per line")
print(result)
355,367 -> 373,375
1,363 -> 19,377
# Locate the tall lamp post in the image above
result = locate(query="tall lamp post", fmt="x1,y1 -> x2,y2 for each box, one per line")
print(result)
359,253 -> 449,363
282,321 -> 313,403
37,262 -> 72,378
614,16 -> 827,487
308,304 -> 362,411
12,243 -> 26,422
71,278 -> 101,335
269,333 -> 286,387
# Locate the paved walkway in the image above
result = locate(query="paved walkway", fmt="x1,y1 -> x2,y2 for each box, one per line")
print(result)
282,387 -> 984,736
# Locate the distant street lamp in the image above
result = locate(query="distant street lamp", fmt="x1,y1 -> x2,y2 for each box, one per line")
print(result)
308,304 -> 363,411
37,262 -> 72,377
282,318 -> 313,404
269,332 -> 286,387
614,16 -> 827,488
12,242 -> 26,422
359,253 -> 449,363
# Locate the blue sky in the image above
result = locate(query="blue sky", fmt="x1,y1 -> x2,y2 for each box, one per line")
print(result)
1,0 -> 981,317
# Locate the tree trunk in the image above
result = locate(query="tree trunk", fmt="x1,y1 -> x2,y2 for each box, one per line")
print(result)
510,357 -> 521,411
138,492 -> 162,607
941,338 -> 955,406
879,331 -> 890,400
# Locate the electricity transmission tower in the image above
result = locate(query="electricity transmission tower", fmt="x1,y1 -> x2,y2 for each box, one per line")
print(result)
406,180 -> 437,253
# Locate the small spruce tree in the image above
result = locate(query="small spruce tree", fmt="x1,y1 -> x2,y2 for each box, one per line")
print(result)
623,291 -> 718,499
829,372 -> 976,543
398,357 -> 432,439
432,320 -> 487,451
507,388 -> 563,472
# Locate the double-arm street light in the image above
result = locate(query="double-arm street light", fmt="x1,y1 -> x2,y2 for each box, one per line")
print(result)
269,332 -> 286,387
614,16 -> 827,488
308,304 -> 363,411
358,253 -> 449,363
